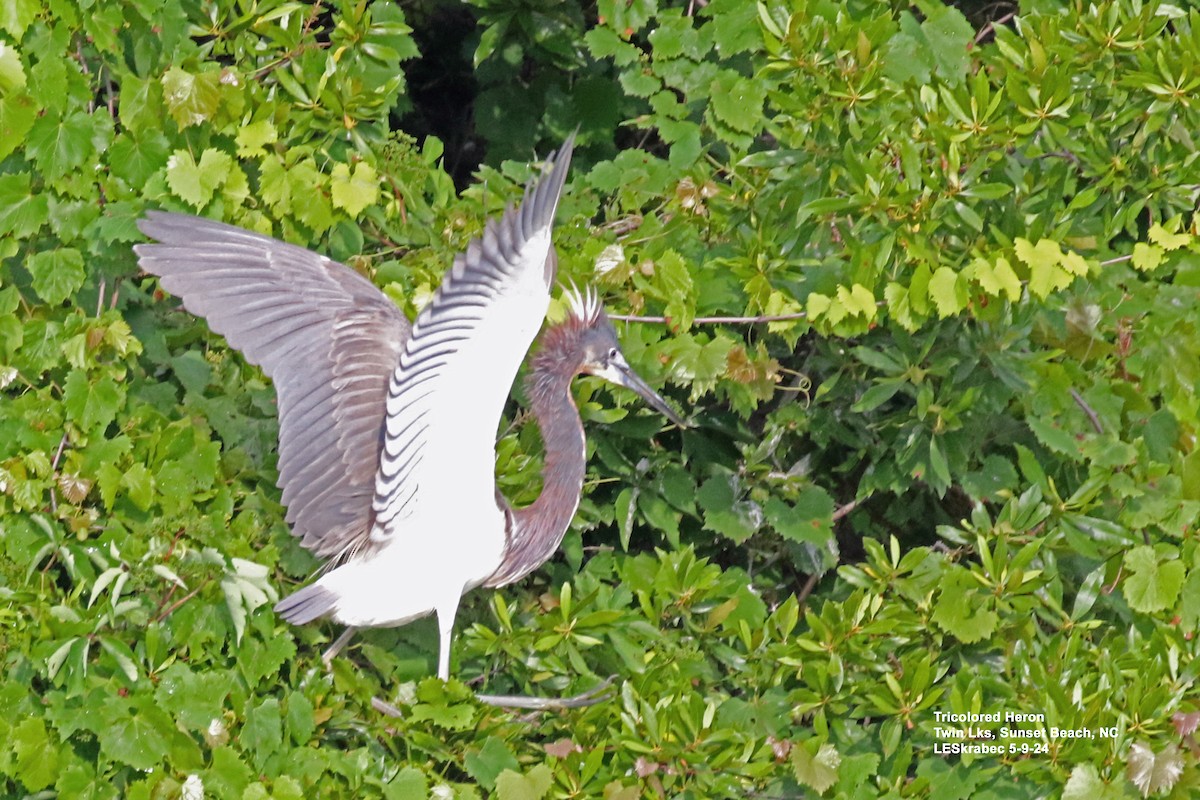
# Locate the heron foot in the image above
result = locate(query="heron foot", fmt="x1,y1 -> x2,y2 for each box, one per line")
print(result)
322,626 -> 357,668
474,675 -> 618,710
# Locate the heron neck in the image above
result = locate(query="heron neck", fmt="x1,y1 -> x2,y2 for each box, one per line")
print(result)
488,369 -> 586,587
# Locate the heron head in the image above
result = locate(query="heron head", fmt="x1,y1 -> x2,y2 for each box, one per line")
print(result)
562,286 -> 686,427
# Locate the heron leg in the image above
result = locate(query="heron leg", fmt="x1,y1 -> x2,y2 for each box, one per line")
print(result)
322,626 -> 357,667
435,605 -> 458,681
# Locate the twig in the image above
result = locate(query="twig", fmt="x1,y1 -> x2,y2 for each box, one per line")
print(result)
609,311 -> 809,325
475,674 -> 618,710
48,433 -> 70,513
154,581 -> 209,623
371,696 -> 405,717
974,12 -> 1015,45
832,498 -> 860,521
1069,388 -> 1103,434
796,573 -> 820,605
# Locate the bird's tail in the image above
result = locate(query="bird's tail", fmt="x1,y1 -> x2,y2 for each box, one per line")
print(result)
274,584 -> 337,624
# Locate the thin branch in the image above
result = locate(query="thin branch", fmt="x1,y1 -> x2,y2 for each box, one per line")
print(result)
609,311 -> 809,325
974,12 -> 1015,45
154,580 -> 209,623
832,497 -> 860,522
475,675 -> 618,710
796,573 -> 820,605
48,433 -> 70,513
1069,388 -> 1103,434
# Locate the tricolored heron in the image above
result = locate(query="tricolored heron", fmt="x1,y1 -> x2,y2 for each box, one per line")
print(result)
135,138 -> 684,687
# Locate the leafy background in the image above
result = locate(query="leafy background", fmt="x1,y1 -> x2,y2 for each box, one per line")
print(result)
1,0 -> 1199,797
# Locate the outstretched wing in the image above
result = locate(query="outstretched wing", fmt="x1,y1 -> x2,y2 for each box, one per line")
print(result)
135,213 -> 409,559
371,136 -> 574,543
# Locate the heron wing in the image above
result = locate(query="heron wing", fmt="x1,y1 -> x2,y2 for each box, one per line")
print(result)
371,137 -> 573,545
134,213 -> 409,559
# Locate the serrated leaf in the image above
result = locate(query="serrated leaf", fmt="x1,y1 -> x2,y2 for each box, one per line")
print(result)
765,487 -> 834,546
162,67 -> 221,128
0,93 -> 37,161
1131,242 -> 1164,272
1123,545 -> 1185,613
12,716 -> 58,791
655,249 -> 695,329
167,149 -> 232,209
1127,741 -> 1184,797
971,257 -> 1022,302
1062,764 -> 1105,800
330,161 -> 379,216
928,267 -> 965,317
155,664 -> 231,730
63,371 -> 123,432
1149,223 -> 1190,251
235,119 -> 277,157
931,568 -> 998,642
495,764 -> 553,800
241,698 -> 282,770
381,767 -> 428,800
110,131 -> 170,186
26,247 -> 85,305
791,741 -> 840,793
26,110 -> 104,180
709,70 -> 765,134
98,705 -> 171,770
0,173 -> 49,238
464,737 -> 520,790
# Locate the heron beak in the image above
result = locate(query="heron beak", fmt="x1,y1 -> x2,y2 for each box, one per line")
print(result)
594,357 -> 687,428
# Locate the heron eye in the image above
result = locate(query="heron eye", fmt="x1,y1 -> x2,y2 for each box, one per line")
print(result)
607,347 -> 619,361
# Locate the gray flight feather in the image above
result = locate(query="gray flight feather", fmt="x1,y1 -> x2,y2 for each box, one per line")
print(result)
134,213 -> 409,560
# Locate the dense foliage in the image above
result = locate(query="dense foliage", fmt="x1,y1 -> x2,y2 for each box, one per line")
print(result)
1,0 -> 1199,797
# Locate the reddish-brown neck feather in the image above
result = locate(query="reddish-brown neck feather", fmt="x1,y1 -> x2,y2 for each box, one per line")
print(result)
485,319 -> 587,587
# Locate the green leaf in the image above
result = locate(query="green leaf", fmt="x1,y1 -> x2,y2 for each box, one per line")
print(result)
928,267 -> 966,317
155,665 -> 231,730
655,249 -> 695,330
235,119 -> 277,157
1149,222 -> 1190,251
791,740 -> 840,793
26,110 -> 105,180
971,257 -> 1022,302
330,161 -> 380,217
0,173 -> 49,237
697,474 -> 760,543
166,148 -> 232,209
0,92 -> 37,161
706,0 -> 761,56
12,716 -> 59,791
381,767 -> 429,800
464,737 -> 520,790
161,66 -> 222,129
495,764 -> 553,800
205,746 -> 253,799
1131,242 -> 1164,272
63,371 -> 123,432
765,487 -> 834,546
26,247 -> 85,305
1123,545 -> 1185,613
241,698 -> 282,769
0,0 -> 38,39
931,568 -> 998,642
109,131 -> 170,186
709,70 -> 765,134
97,704 -> 171,770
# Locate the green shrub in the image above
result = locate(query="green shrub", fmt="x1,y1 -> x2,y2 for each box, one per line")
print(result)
1,0 -> 1198,796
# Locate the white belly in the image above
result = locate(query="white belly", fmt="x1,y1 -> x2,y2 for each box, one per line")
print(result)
317,502 -> 507,627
